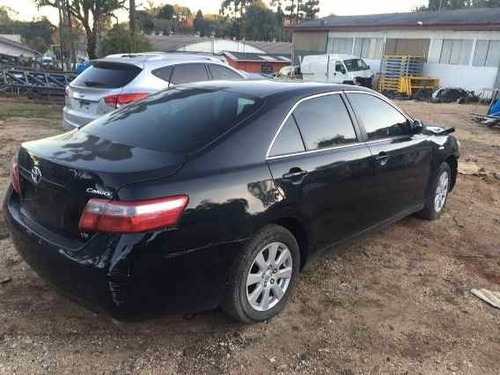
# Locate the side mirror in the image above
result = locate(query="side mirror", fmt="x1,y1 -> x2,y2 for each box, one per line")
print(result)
410,119 -> 424,134
366,65 -> 371,69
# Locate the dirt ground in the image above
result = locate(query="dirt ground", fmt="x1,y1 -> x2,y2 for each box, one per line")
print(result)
0,98 -> 499,374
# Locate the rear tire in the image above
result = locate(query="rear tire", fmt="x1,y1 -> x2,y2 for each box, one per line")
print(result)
222,224 -> 300,324
417,162 -> 452,220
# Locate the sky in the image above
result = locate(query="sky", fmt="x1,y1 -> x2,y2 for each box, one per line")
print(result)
0,0 -> 428,25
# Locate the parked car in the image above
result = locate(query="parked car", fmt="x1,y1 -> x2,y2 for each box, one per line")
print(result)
63,52 -> 245,130
277,65 -> 302,79
301,54 -> 373,86
5,81 -> 459,323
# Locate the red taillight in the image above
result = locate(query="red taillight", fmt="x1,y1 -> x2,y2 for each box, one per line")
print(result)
65,86 -> 70,97
103,93 -> 149,108
11,155 -> 21,196
78,195 -> 189,233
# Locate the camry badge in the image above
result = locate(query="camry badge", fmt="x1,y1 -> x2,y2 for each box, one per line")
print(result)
86,187 -> 112,198
30,166 -> 42,185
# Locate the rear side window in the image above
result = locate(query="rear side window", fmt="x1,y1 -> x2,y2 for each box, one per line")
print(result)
292,95 -> 357,151
269,116 -> 305,157
82,87 -> 262,154
71,62 -> 141,88
170,64 -> 209,85
152,66 -> 173,82
208,64 -> 243,80
347,93 -> 410,140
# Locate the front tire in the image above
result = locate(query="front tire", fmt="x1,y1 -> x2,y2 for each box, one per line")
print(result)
222,224 -> 300,324
418,162 -> 452,220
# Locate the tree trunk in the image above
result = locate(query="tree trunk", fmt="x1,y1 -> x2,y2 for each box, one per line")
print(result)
85,28 -> 97,59
129,0 -> 136,34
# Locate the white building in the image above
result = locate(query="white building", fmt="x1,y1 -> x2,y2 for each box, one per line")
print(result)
147,34 -> 292,55
291,8 -> 500,91
0,34 -> 40,59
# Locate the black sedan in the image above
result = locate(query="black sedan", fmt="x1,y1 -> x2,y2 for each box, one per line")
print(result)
4,81 -> 459,323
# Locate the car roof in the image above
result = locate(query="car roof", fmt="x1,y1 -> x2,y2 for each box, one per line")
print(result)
179,80 -> 375,99
94,52 -> 225,68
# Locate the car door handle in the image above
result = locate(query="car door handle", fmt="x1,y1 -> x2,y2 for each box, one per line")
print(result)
374,152 -> 390,166
282,168 -> 308,180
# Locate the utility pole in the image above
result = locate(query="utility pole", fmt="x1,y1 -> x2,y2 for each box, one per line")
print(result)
56,0 -> 65,70
66,0 -> 76,68
129,0 -> 136,34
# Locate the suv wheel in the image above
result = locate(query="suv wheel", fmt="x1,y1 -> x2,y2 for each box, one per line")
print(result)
222,224 -> 300,323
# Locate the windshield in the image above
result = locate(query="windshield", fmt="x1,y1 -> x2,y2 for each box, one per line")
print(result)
81,87 -> 262,154
344,59 -> 369,72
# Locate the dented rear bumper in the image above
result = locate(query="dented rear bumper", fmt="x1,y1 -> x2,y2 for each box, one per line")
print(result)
3,187 -> 240,320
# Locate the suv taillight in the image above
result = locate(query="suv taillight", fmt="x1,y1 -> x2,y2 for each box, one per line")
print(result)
78,195 -> 189,233
103,93 -> 149,108
65,86 -> 70,105
11,155 -> 21,196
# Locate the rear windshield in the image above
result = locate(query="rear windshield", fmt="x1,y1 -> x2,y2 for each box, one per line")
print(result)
81,87 -> 263,153
344,59 -> 369,72
71,62 -> 142,88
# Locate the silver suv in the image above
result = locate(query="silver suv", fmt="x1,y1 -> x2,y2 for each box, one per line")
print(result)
63,52 -> 245,130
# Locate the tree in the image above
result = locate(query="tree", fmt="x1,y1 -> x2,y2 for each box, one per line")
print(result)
0,5 -> 12,24
98,23 -> 151,56
301,0 -> 320,20
0,9 -> 55,54
220,0 -> 256,25
193,10 -> 209,36
243,1 -> 274,40
419,0 -> 500,10
157,4 -> 174,34
136,10 -> 155,34
158,4 -> 174,20
35,0 -> 127,59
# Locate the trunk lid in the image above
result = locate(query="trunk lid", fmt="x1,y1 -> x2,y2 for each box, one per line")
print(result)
17,130 -> 185,240
67,85 -> 122,117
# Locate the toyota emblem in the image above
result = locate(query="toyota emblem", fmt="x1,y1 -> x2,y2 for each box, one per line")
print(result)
30,166 -> 42,185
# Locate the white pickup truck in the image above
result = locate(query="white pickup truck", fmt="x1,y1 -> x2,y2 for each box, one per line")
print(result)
300,54 -> 374,86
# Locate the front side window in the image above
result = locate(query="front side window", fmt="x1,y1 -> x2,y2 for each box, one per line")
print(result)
344,59 -> 369,72
170,63 -> 209,85
347,93 -> 410,141
268,116 -> 305,157
292,95 -> 357,151
335,62 -> 347,74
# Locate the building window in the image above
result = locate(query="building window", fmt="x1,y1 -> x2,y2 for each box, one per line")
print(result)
439,39 -> 473,65
261,63 -> 273,74
353,38 -> 383,59
472,40 -> 500,67
328,38 -> 354,54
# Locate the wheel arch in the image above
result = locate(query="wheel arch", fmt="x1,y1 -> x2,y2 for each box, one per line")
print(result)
445,154 -> 458,190
270,216 -> 310,270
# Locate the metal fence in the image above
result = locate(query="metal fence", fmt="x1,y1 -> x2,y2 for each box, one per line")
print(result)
0,69 -> 77,98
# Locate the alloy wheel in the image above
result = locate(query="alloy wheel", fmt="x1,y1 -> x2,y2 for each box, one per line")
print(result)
434,170 -> 449,212
246,242 -> 293,312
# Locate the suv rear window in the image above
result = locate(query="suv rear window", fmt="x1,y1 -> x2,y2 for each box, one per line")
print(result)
71,62 -> 142,88
82,87 -> 262,153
